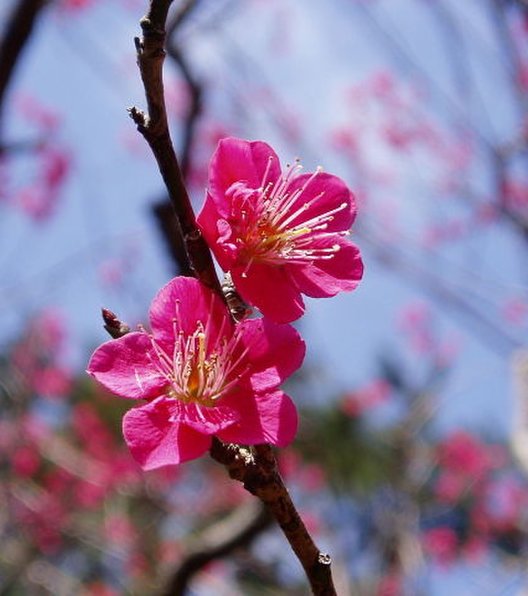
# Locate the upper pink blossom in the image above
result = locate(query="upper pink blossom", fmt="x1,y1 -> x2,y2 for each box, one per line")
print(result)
87,277 -> 304,469
197,137 -> 363,323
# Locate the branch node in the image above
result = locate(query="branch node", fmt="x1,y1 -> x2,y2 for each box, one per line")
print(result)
127,105 -> 147,128
186,229 -> 201,241
134,35 -> 143,53
140,15 -> 166,40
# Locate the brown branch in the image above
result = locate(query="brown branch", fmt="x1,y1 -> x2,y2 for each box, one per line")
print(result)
130,0 -> 220,293
161,501 -> 273,596
131,3 -> 336,594
151,0 -> 202,277
210,440 -> 337,596
0,0 -> 49,137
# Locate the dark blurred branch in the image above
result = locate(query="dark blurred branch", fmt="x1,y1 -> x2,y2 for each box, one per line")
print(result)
0,0 -> 49,137
161,501 -> 272,596
492,0 -> 527,113
165,0 -> 203,179
130,0 -> 220,292
493,149 -> 528,239
0,136 -> 44,155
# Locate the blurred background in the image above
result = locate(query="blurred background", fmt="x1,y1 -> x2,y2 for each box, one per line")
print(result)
2,0 -> 528,593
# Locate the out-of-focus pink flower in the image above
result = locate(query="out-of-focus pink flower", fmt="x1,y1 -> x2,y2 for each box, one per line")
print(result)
330,128 -> 359,154
423,526 -> 458,565
104,514 -> 137,545
434,470 -> 466,503
502,296 -> 528,325
32,366 -> 72,398
369,70 -> 395,99
12,446 -> 40,477
341,378 -> 391,417
15,94 -> 60,132
197,137 -> 363,322
484,475 -> 528,530
15,146 -> 70,222
87,277 -> 304,469
376,571 -> 402,596
83,582 -> 121,596
434,432 -> 500,503
58,0 -> 94,11
438,431 -> 494,478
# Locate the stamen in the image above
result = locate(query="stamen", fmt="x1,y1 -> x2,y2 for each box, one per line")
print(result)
229,157 -> 347,266
260,155 -> 274,188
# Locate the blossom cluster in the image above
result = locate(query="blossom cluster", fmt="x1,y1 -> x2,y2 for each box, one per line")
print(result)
88,138 -> 363,469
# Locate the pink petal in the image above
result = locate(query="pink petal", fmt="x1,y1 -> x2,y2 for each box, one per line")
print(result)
123,398 -> 211,469
149,276 -> 233,349
231,263 -> 305,323
87,332 -> 167,399
283,172 -> 356,233
288,238 -> 364,297
209,138 -> 281,200
197,193 -> 237,270
217,390 -> 298,447
168,400 -> 240,434
237,318 -> 305,392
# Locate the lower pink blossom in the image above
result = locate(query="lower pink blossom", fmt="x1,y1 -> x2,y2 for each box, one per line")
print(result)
87,277 -> 304,469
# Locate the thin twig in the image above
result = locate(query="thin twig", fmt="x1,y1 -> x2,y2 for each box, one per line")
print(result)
129,0 -> 219,293
152,0 -> 202,276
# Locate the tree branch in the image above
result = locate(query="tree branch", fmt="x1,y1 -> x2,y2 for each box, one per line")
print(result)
210,440 -> 336,595
161,501 -> 272,596
130,0 -> 219,292
151,0 -> 202,277
0,0 -> 49,137
131,3 -> 337,593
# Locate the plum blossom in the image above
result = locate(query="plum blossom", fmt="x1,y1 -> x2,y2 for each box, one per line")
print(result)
87,277 -> 304,469
197,137 -> 363,323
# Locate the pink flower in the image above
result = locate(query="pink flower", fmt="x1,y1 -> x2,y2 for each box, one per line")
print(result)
197,137 -> 363,323
438,431 -> 494,478
423,527 -> 458,565
87,277 -> 304,469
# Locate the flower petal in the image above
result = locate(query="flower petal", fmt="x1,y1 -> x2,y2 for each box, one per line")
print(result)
209,137 -> 281,201
149,276 -> 233,349
231,263 -> 305,323
168,400 -> 240,434
217,389 -> 298,447
237,318 -> 305,392
289,238 -> 364,297
283,172 -> 356,233
197,192 -> 237,271
87,332 -> 167,399
123,398 -> 211,469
